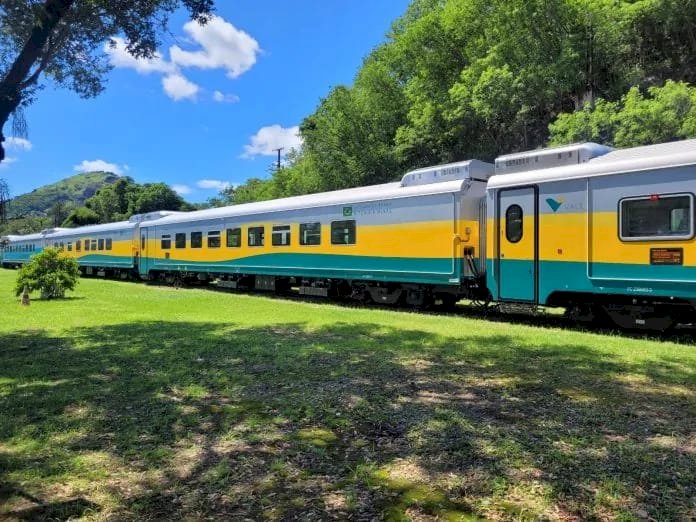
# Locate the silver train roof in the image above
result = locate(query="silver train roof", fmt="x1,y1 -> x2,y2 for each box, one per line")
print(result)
4,160 -> 494,240
141,160 -> 494,228
488,139 -> 696,189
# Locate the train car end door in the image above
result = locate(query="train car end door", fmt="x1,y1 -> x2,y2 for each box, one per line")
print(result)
140,228 -> 149,276
497,187 -> 538,302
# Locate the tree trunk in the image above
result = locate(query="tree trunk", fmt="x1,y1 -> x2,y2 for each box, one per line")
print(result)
0,0 -> 74,162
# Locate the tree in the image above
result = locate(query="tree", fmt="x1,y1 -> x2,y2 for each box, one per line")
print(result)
217,0 -> 696,206
14,246 -> 79,299
85,176 -> 136,222
48,200 -> 72,226
549,81 -> 696,147
0,177 -> 9,224
78,177 -> 188,223
0,0 -> 214,162
132,183 -> 186,214
61,205 -> 99,227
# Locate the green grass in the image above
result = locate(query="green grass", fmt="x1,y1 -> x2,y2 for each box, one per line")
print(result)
0,269 -> 694,521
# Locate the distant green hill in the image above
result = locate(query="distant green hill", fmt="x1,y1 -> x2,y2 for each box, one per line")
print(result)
7,171 -> 119,218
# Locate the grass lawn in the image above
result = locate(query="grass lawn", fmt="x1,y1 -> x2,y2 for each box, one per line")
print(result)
0,269 -> 694,521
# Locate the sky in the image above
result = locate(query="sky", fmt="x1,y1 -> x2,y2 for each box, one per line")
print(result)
1,0 -> 411,202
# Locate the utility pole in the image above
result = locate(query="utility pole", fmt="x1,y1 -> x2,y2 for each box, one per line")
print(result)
273,147 -> 284,172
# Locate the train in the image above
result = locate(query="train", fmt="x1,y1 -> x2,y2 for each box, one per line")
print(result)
3,138 -> 696,331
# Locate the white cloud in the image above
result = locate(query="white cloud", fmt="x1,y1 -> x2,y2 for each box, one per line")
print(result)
172,184 -> 192,195
5,137 -> 32,151
74,159 -> 125,176
197,179 -> 230,191
105,37 -> 176,75
212,90 -> 240,103
242,125 -> 303,158
170,16 -> 260,79
162,73 -> 200,101
0,156 -> 18,168
104,18 -> 258,102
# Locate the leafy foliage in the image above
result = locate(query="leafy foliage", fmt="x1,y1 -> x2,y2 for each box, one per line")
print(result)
61,205 -> 99,227
5,171 -> 118,219
0,214 -> 49,234
14,246 -> 79,298
0,0 -> 215,161
229,0 -> 696,204
1,173 -> 189,233
75,176 -> 190,224
549,81 -> 696,147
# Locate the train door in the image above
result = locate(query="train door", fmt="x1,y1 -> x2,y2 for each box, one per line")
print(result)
140,227 -> 149,276
496,187 -> 538,302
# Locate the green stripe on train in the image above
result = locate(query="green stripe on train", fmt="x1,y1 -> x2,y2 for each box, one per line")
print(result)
76,254 -> 134,268
487,259 -> 696,302
142,253 -> 466,285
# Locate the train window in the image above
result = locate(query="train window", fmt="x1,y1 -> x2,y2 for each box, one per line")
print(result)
248,226 -> 265,247
91,239 -> 97,251
191,232 -> 203,248
76,240 -> 82,251
175,233 -> 186,249
85,240 -> 90,251
106,238 -> 112,250
67,242 -> 73,252
208,231 -> 221,248
226,228 -> 241,247
300,223 -> 321,245
505,205 -> 523,243
620,194 -> 693,241
98,239 -> 104,251
161,234 -> 171,250
272,225 -> 291,246
331,220 -> 356,245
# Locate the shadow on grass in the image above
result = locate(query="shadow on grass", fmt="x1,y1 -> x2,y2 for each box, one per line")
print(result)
0,321 -> 694,520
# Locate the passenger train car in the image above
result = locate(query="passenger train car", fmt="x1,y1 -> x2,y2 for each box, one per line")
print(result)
3,139 -> 696,330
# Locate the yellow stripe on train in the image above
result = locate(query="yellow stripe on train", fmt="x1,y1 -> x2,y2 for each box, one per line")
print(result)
487,212 -> 696,266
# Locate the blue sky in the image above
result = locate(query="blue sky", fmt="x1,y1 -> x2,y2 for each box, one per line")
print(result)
1,0 -> 411,202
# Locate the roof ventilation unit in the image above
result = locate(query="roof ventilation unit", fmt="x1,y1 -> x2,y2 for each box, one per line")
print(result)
495,143 -> 613,175
400,159 -> 494,187
129,210 -> 184,223
40,227 -> 70,235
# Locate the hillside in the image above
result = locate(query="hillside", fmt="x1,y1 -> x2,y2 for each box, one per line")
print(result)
7,171 -> 119,218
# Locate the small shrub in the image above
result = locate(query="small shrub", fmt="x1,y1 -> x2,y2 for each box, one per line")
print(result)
14,247 -> 80,299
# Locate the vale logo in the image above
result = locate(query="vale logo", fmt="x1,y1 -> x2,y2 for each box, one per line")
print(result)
545,197 -> 565,212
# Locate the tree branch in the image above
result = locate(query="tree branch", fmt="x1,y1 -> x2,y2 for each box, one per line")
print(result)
0,0 -> 75,161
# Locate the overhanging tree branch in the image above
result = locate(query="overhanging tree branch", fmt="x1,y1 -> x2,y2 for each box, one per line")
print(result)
0,0 -> 75,161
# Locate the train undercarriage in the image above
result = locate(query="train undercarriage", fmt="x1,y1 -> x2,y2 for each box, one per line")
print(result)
4,261 -> 692,332
147,269 -> 485,310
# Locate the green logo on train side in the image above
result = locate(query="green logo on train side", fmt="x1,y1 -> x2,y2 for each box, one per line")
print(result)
545,197 -> 564,212
343,206 -> 353,217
